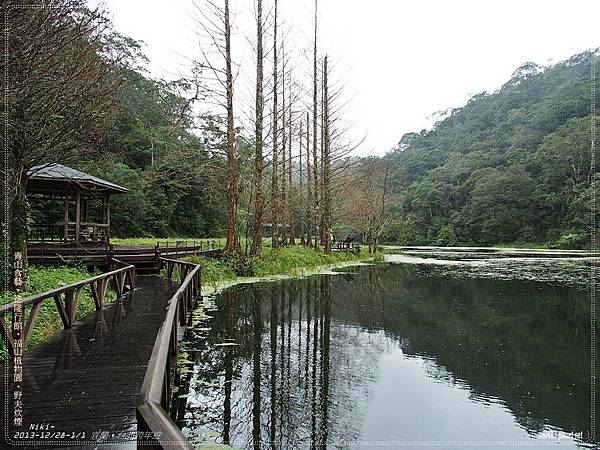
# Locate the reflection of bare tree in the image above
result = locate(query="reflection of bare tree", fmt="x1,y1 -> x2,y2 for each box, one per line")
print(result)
223,290 -> 235,444
252,288 -> 262,450
269,285 -> 277,449
319,275 -> 331,448
181,275 -> 386,449
310,278 -> 319,449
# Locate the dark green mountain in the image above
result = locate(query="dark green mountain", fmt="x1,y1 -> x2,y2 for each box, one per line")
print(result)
384,50 -> 600,248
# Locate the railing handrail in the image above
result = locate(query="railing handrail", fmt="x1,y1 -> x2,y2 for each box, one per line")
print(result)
0,259 -> 134,315
141,265 -> 198,400
137,258 -> 200,449
68,221 -> 110,227
157,257 -> 198,266
156,240 -> 219,249
0,257 -> 135,358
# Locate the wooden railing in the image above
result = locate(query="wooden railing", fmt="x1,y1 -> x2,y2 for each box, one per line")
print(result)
28,222 -> 109,243
0,258 -> 135,357
74,222 -> 109,242
137,257 -> 201,450
28,223 -> 65,243
155,240 -> 220,259
334,238 -> 361,253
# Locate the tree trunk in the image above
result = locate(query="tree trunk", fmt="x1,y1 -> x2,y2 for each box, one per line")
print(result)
299,118 -> 305,245
281,56 -> 287,246
312,0 -> 319,251
270,0 -> 279,250
251,0 -> 264,258
224,0 -> 239,255
319,57 -> 326,246
323,56 -> 332,255
306,112 -> 313,247
288,78 -> 295,246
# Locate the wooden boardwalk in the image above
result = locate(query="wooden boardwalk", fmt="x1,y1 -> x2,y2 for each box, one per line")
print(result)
27,242 -> 221,274
1,275 -> 179,449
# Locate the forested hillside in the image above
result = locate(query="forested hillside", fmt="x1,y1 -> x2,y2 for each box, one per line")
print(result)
382,51 -> 599,248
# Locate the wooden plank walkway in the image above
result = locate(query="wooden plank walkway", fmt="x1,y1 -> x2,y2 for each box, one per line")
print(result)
0,275 -> 179,449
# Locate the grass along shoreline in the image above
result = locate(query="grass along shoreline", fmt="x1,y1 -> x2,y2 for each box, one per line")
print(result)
181,245 -> 383,287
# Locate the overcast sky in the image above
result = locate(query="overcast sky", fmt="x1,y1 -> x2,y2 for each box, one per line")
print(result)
97,0 -> 600,156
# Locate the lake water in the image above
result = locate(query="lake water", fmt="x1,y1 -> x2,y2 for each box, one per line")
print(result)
176,248 -> 596,449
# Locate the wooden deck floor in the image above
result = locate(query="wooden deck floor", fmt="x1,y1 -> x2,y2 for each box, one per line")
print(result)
0,276 -> 179,449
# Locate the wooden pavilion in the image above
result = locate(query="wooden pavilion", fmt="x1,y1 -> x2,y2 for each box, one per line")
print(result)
26,163 -> 128,245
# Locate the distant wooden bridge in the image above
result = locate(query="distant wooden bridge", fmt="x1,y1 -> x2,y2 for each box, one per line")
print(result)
1,258 -> 201,449
27,240 -> 222,274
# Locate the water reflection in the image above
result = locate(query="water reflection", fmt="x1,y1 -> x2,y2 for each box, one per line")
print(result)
178,262 -> 595,449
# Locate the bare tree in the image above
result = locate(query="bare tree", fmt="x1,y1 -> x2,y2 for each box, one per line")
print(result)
298,118 -> 305,245
287,73 -> 295,245
250,0 -> 265,258
319,54 -> 368,250
191,0 -> 240,255
270,0 -> 280,250
281,46 -> 288,246
320,56 -> 326,246
338,158 -> 392,251
223,0 -> 239,254
311,0 -> 319,251
305,111 -> 313,247
322,56 -> 332,254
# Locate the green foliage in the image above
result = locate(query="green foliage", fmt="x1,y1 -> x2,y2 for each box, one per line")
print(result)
28,35 -> 228,240
384,50 -> 600,249
185,255 -> 237,286
436,224 -> 458,246
553,233 -> 587,249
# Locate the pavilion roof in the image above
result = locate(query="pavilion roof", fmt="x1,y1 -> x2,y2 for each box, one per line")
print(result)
27,163 -> 128,195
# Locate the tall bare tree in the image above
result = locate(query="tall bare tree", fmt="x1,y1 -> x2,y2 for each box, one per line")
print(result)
305,111 -> 313,247
312,0 -> 319,251
288,74 -> 295,245
192,0 -> 240,255
280,49 -> 287,246
317,57 -> 367,249
251,0 -> 265,258
270,0 -> 280,250
320,56 -> 326,246
322,56 -> 332,254
299,118 -> 305,245
223,0 -> 239,254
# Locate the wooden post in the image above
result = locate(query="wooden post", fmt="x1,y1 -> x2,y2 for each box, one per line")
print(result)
75,192 -> 81,243
83,198 -> 88,222
155,244 -> 160,271
106,194 -> 111,243
23,303 -> 43,347
64,195 -> 69,242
